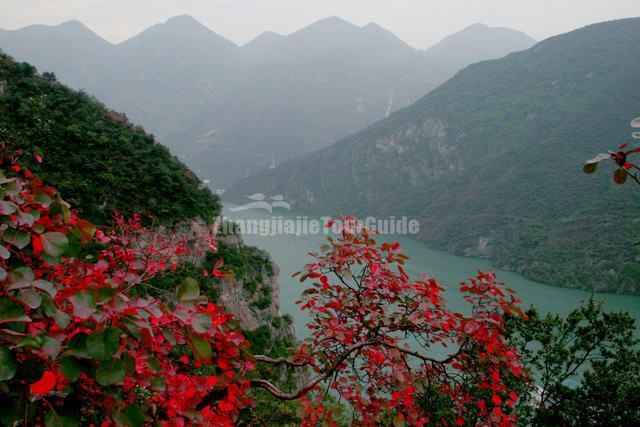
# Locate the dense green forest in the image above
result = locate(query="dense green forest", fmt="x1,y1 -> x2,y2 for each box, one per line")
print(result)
230,17 -> 640,294
0,51 -> 220,225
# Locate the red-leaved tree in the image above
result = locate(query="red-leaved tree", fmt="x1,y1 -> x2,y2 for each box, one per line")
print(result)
0,148 -> 529,426
0,148 -> 252,426
247,219 -> 528,426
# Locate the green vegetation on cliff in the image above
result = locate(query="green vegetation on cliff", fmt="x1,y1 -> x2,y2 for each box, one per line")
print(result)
0,51 -> 220,225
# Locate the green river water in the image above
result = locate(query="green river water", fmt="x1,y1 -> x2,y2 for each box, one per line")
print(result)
223,205 -> 640,339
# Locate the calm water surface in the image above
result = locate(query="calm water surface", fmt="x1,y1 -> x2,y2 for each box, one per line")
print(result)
223,205 -> 640,338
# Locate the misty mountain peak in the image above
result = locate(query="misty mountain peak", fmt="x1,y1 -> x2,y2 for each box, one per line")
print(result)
0,19 -> 110,47
362,22 -> 384,30
242,30 -> 285,53
360,21 -> 415,52
164,14 -> 206,28
293,15 -> 360,38
58,20 -> 88,30
313,16 -> 358,29
425,22 -> 536,68
464,22 -> 490,30
121,14 -> 237,50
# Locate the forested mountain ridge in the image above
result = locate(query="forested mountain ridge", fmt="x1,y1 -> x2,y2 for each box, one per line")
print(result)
0,16 -> 534,187
229,17 -> 640,294
0,51 -> 219,225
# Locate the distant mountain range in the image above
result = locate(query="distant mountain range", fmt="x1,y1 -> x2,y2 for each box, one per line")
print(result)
0,16 -> 535,187
229,18 -> 640,294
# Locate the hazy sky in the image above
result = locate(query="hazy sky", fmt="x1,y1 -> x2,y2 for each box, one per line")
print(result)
2,0 -> 639,48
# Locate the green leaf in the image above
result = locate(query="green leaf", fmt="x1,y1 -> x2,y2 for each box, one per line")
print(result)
87,327 -> 121,361
33,279 -> 57,298
583,162 -> 598,174
122,404 -> 144,427
42,295 -> 71,329
150,377 -> 166,392
59,357 -> 82,382
0,296 -> 30,323
3,180 -> 21,196
178,277 -> 200,302
33,192 -> 53,208
17,209 -> 40,227
146,357 -> 160,372
53,310 -> 71,329
0,345 -> 17,381
120,317 -> 141,340
0,246 -> 10,260
41,232 -> 69,257
190,334 -> 212,363
41,253 -> 62,266
41,336 -> 62,358
192,313 -> 212,333
583,153 -> 611,174
15,335 -> 44,350
95,359 -> 126,386
67,333 -> 90,358
17,288 -> 42,309
0,200 -> 18,215
69,291 -> 95,319
2,228 -> 30,249
7,266 -> 34,290
45,410 -> 79,427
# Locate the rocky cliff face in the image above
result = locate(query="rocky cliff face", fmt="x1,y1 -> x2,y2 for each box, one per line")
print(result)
217,232 -> 295,340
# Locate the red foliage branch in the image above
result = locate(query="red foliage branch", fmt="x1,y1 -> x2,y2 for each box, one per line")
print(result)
0,150 -> 252,426
280,219 -> 528,426
0,147 -> 530,426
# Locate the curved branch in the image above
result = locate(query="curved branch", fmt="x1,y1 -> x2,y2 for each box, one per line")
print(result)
196,338 -> 463,409
249,340 -> 462,400
254,354 -> 310,367
248,340 -> 376,400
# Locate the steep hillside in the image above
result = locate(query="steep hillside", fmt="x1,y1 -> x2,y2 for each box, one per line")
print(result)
0,16 -> 533,187
0,52 -> 294,361
229,18 -> 640,294
425,23 -> 536,69
0,51 -> 219,224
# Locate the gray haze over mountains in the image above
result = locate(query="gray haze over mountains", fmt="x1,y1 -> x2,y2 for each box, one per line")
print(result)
229,18 -> 640,293
0,15 -> 535,187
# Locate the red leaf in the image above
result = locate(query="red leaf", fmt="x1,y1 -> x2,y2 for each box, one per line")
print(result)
35,154 -> 43,164
32,235 -> 43,254
491,394 -> 502,406
613,168 -> 628,185
30,370 -> 56,394
619,143 -> 629,150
